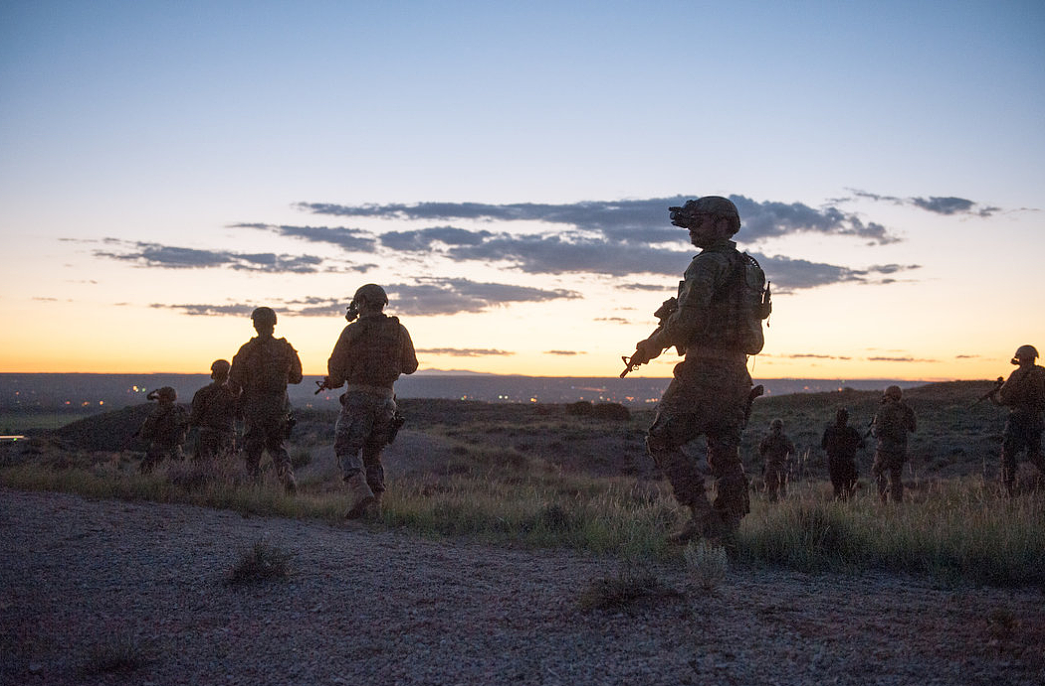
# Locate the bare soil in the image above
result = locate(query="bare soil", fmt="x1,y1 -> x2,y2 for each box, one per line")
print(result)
2,487 -> 1042,686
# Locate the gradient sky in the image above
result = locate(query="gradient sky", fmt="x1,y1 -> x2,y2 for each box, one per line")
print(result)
2,1 -> 1043,380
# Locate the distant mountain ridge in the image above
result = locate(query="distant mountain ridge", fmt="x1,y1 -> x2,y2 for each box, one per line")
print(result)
1,372 -> 931,413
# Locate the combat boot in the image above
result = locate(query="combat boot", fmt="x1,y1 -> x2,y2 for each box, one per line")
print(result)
344,473 -> 376,519
668,506 -> 724,546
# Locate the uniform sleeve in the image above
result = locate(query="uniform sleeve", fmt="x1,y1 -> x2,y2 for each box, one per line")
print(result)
647,251 -> 732,352
228,341 -> 252,394
905,406 -> 917,433
400,324 -> 419,375
286,341 -> 303,385
326,325 -> 357,387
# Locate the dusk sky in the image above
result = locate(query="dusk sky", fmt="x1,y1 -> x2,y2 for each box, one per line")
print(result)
2,1 -> 1042,380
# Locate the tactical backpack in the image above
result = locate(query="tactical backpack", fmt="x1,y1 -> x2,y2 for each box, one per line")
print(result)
709,252 -> 771,355
247,337 -> 296,393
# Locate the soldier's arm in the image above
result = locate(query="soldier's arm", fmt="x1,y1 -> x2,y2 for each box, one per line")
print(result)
325,325 -> 357,388
227,342 -> 251,394
400,325 -> 419,375
645,252 -> 729,352
287,342 -> 303,385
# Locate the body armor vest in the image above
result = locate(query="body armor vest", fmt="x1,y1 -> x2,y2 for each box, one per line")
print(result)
346,316 -> 404,387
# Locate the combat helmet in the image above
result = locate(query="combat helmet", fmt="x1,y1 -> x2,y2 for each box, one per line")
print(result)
770,418 -> 784,430
668,196 -> 741,233
1011,344 -> 1039,364
884,385 -> 903,400
147,386 -> 177,402
210,359 -> 231,378
251,306 -> 277,327
353,284 -> 389,308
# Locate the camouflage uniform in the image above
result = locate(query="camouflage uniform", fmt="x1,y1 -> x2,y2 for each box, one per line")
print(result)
821,409 -> 863,500
229,310 -> 303,488
138,389 -> 189,474
758,420 -> 794,501
636,197 -> 768,542
871,387 -> 916,503
996,356 -> 1045,493
327,310 -> 418,500
190,375 -> 239,461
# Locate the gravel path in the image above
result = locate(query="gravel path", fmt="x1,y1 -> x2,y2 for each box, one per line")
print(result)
2,487 -> 1042,686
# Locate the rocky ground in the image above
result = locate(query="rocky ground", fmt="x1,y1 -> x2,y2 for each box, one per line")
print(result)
2,487 -> 1043,686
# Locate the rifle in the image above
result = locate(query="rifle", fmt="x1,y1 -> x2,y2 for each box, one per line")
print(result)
970,377 -> 1004,408
620,296 -> 679,377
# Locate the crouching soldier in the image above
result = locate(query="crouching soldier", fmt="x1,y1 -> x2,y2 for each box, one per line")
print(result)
320,284 -> 418,519
139,386 -> 189,474
190,359 -> 240,462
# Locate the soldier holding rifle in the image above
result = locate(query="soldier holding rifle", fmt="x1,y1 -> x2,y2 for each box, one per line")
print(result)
623,196 -> 771,544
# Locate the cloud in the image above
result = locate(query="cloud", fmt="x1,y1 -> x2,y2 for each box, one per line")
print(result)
380,226 -> 494,251
415,348 -> 515,357
845,189 -> 1000,217
781,353 -> 853,360
231,223 -> 378,252
296,195 -> 904,245
866,356 -> 939,363
545,350 -> 583,356
149,277 -> 580,319
753,253 -> 920,291
387,277 -> 581,316
93,240 -> 325,273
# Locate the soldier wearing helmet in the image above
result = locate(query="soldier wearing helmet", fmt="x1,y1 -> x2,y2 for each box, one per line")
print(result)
321,284 -> 418,518
993,344 -> 1045,494
229,306 -> 303,492
138,386 -> 189,474
190,359 -> 240,462
821,407 -> 864,500
625,195 -> 770,544
758,418 -> 795,501
870,385 -> 917,503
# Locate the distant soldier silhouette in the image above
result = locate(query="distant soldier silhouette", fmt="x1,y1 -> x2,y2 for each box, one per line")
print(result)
138,386 -> 189,474
229,307 -> 303,493
320,284 -> 418,519
624,196 -> 771,544
190,359 -> 240,462
822,408 -> 863,500
992,344 -> 1045,495
871,385 -> 916,503
759,418 -> 794,501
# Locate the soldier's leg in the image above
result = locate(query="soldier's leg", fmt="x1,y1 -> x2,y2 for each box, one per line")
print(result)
707,433 -> 750,534
646,411 -> 716,544
362,445 -> 385,502
871,452 -> 888,503
763,462 -> 779,501
842,458 -> 858,500
889,462 -> 904,503
335,394 -> 378,518
828,456 -> 843,499
265,424 -> 295,493
242,419 -> 265,477
1000,433 -> 1019,496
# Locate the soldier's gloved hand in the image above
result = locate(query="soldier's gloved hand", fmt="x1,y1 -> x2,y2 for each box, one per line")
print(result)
632,339 -> 661,365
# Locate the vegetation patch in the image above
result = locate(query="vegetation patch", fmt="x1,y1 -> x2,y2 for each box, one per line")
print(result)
577,566 -> 682,612
226,541 -> 293,587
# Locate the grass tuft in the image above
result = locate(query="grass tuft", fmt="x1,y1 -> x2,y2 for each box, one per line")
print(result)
226,541 -> 293,587
577,566 -> 681,612
684,539 -> 729,591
